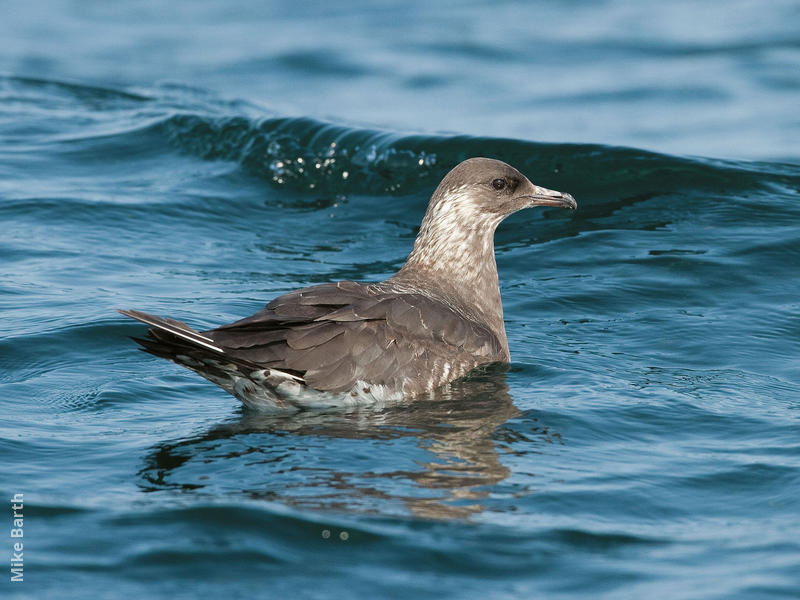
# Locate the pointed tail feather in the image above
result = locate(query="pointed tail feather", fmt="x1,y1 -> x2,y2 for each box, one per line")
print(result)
117,309 -> 224,354
117,308 -> 305,385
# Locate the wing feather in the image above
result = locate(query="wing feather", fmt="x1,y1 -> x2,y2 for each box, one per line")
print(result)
204,281 -> 504,395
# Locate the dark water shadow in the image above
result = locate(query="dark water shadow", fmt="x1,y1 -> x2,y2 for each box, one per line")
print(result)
138,367 -> 554,520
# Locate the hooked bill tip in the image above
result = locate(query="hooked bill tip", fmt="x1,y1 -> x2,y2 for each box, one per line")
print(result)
561,193 -> 578,210
528,192 -> 577,210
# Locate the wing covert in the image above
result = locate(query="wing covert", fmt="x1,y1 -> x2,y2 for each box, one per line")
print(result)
206,281 -> 505,395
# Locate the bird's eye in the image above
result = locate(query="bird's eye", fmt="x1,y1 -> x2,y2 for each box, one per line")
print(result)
492,178 -> 507,191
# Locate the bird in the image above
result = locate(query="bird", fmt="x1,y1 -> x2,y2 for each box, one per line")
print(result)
119,157 -> 576,411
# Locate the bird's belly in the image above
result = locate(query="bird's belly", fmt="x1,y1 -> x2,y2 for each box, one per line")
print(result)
177,353 -> 482,412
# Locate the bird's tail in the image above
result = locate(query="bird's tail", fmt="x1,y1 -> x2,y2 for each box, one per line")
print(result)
117,309 -> 306,410
117,308 -> 226,358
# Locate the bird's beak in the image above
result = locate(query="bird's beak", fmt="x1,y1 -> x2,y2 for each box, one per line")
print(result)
523,185 -> 577,210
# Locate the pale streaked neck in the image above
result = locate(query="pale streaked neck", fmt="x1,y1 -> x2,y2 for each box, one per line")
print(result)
391,190 -> 510,357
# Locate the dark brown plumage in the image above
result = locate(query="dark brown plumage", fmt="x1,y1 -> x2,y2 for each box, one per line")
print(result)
119,157 -> 576,410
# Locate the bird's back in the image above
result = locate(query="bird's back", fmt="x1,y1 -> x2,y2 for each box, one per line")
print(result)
206,280 -> 506,400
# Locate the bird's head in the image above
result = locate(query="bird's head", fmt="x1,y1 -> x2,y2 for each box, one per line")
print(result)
427,157 -> 577,224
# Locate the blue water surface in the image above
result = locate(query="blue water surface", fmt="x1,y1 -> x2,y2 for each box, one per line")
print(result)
1,1 -> 799,598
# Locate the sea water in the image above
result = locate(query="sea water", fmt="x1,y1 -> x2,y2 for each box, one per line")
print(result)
1,1 -> 799,598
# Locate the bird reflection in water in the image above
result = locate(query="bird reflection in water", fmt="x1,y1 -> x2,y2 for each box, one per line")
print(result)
139,367 -> 559,520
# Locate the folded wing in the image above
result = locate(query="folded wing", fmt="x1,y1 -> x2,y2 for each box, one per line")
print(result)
207,280 -> 504,395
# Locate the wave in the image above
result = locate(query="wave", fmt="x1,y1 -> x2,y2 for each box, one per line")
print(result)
156,113 -> 800,199
4,75 -> 797,203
